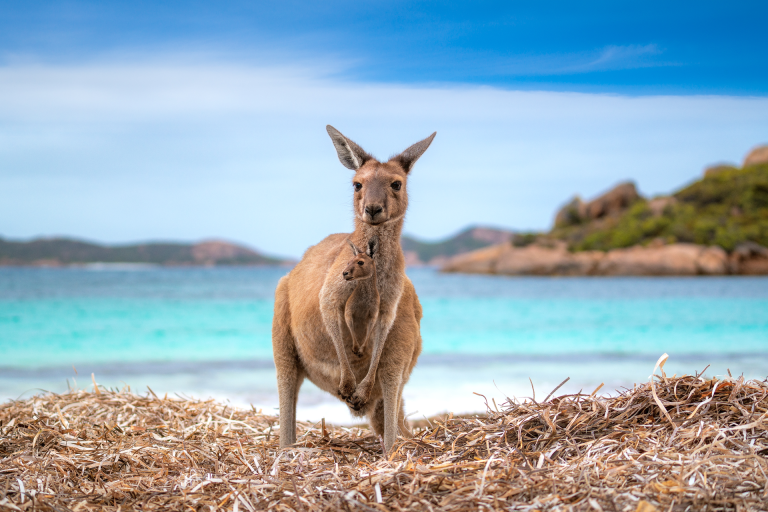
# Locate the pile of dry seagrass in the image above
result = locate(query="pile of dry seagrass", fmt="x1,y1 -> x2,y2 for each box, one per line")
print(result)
1,365 -> 767,511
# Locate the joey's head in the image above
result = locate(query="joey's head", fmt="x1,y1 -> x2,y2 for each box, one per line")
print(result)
342,239 -> 377,281
326,125 -> 436,226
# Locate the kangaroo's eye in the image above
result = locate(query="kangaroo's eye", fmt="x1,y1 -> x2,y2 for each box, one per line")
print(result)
357,261 -> 364,266
354,182 -> 362,192
391,181 -> 402,191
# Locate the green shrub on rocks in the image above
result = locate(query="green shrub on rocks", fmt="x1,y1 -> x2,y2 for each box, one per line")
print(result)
554,162 -> 768,252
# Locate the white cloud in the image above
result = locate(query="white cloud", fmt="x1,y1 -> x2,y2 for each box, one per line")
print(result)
1,60 -> 767,256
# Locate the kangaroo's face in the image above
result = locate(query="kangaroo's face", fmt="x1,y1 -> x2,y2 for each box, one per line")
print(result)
342,239 -> 377,281
326,126 -> 436,227
352,162 -> 408,225
342,253 -> 375,281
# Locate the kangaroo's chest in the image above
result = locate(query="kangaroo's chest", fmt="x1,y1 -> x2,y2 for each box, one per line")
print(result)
373,261 -> 403,308
347,280 -> 379,317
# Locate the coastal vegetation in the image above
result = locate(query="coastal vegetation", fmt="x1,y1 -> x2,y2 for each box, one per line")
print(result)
2,369 -> 766,511
554,161 -> 768,253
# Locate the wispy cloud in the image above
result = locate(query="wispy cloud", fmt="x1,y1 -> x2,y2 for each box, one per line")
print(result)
586,44 -> 665,70
488,44 -> 669,78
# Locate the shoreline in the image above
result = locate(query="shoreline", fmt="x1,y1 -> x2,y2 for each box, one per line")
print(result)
441,241 -> 768,276
4,351 -> 768,427
0,262 -> 295,268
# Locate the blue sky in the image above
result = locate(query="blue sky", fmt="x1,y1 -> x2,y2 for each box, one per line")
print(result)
3,1 -> 767,94
1,1 -> 767,256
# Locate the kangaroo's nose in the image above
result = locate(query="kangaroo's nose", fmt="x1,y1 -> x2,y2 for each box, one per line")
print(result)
343,271 -> 349,276
365,205 -> 383,218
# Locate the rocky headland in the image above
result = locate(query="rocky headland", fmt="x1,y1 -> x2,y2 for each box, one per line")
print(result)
442,239 -> 768,276
442,145 -> 768,276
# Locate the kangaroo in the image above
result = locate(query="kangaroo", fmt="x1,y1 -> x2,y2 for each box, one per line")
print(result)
342,238 -> 379,358
272,125 -> 435,453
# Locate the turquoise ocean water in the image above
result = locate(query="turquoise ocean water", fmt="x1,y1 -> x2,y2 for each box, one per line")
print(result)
1,267 -> 767,423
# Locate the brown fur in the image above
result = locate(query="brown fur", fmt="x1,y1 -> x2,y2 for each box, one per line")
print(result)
342,240 -> 379,357
272,125 -> 435,452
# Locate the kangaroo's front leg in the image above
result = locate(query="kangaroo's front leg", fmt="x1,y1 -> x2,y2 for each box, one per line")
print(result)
332,312 -> 357,399
344,300 -> 363,357
320,300 -> 356,400
346,307 -> 386,411
359,308 -> 378,355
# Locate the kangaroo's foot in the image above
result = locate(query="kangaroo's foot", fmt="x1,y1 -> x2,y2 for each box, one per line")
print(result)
346,380 -> 373,412
337,373 -> 356,400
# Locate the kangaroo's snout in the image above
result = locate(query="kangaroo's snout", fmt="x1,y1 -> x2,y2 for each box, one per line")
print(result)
364,204 -> 383,220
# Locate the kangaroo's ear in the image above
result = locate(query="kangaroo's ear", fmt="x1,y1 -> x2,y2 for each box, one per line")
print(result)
390,132 -> 436,173
367,238 -> 377,258
327,125 -> 373,171
347,239 -> 360,256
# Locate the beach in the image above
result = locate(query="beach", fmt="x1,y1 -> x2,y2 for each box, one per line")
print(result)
2,370 -> 766,511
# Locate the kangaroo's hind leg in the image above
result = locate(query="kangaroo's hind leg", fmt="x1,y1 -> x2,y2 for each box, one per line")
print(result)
369,397 -> 409,437
273,277 -> 304,448
378,367 -> 404,453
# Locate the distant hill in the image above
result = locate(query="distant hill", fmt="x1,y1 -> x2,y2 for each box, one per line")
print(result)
552,156 -> 768,252
0,229 -> 514,268
0,238 -> 289,266
401,226 -> 515,265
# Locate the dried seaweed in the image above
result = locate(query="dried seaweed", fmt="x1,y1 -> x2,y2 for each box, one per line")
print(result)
1,366 -> 767,511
